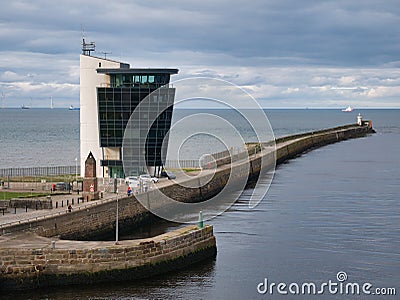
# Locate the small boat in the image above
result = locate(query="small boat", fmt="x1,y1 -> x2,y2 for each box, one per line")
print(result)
21,104 -> 30,109
341,106 -> 353,112
69,105 -> 80,111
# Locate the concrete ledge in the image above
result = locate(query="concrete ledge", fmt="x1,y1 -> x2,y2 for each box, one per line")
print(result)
0,225 -> 216,290
0,198 -> 52,210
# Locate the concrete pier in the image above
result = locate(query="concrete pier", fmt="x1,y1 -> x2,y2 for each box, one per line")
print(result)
0,225 -> 216,290
0,122 -> 374,238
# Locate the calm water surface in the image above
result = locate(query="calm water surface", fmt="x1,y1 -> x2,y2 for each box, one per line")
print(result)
0,109 -> 79,168
0,108 -> 373,168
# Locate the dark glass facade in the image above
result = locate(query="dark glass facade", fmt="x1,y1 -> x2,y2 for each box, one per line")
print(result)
109,73 -> 170,88
97,70 -> 177,177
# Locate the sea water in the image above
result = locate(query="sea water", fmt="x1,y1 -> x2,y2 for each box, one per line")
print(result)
1,109 -> 399,299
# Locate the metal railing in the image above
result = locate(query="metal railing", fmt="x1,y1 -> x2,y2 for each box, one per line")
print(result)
0,194 -> 119,231
164,147 -> 250,170
0,165 -> 80,178
164,160 -> 200,169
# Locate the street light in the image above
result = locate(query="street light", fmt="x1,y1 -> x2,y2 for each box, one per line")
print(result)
115,190 -> 119,245
75,157 -> 78,191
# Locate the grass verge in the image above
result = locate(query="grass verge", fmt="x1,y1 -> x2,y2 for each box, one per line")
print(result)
0,191 -> 51,200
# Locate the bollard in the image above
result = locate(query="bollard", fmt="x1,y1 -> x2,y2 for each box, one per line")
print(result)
56,201 -> 58,208
25,205 -> 28,212
72,198 -> 74,205
67,199 -> 69,206
36,203 -> 38,210
198,210 -> 203,228
61,200 -> 63,207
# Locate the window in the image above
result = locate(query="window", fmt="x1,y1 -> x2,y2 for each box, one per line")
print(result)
112,75 -> 123,87
122,75 -> 130,86
159,75 -> 166,84
97,83 -> 175,167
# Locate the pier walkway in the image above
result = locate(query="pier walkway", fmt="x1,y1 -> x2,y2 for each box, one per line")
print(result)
0,122 -> 374,290
0,122 -> 374,233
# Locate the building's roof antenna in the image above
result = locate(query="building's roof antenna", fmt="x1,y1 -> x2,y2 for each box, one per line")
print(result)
100,51 -> 112,60
81,27 -> 95,56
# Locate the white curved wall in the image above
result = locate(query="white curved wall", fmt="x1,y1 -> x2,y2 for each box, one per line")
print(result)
79,54 -> 122,177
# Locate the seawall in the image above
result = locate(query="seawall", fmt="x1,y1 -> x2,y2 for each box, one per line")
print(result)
0,122 -> 374,290
0,225 -> 216,290
275,123 -> 374,164
0,198 -> 53,210
0,122 -> 374,239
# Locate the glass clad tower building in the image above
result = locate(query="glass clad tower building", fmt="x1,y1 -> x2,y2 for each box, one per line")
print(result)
80,50 -> 178,178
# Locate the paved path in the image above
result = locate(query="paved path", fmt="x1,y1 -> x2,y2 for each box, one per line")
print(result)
0,224 -> 199,250
0,177 -> 179,228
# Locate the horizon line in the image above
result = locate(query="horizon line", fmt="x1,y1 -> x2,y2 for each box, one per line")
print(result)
1,107 -> 400,110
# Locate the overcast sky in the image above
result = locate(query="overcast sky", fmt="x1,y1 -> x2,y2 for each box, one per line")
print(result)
0,0 -> 399,108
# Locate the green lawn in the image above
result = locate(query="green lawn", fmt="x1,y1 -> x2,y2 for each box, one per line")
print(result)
0,191 -> 50,200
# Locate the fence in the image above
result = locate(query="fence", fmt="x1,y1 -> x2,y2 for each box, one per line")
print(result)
0,193 -> 119,231
164,160 -> 200,169
0,166 -> 80,178
0,146 -> 257,179
164,147 -> 253,170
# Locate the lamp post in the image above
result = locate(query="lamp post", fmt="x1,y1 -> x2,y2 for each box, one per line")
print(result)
115,190 -> 119,245
75,157 -> 78,190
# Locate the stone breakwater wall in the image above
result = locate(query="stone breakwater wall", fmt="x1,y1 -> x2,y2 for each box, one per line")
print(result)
0,123 -> 373,290
0,123 -> 373,240
275,123 -> 373,164
0,225 -> 216,290
155,123 -> 374,206
0,194 -> 150,240
0,198 -> 53,210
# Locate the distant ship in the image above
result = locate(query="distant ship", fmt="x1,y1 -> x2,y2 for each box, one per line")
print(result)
341,106 -> 354,112
22,97 -> 32,109
69,105 -> 80,111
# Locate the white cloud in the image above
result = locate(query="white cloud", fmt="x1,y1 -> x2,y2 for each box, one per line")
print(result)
0,0 -> 399,107
0,71 -> 26,82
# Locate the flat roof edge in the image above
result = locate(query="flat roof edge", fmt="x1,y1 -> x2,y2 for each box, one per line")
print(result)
97,68 -> 179,75
80,54 -> 129,66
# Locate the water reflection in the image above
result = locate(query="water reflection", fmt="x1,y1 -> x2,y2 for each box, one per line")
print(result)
5,259 -> 216,300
